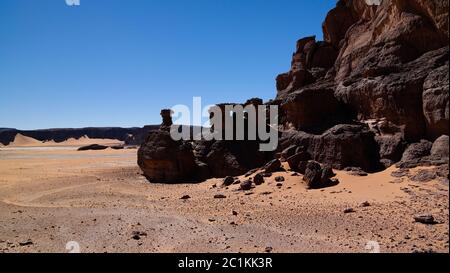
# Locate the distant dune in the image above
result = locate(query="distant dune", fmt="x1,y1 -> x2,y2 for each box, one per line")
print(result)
5,133 -> 124,147
0,126 -> 159,146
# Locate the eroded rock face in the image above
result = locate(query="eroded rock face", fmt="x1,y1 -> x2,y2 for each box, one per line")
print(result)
194,140 -> 268,178
280,124 -> 381,172
138,0 -> 448,183
274,0 -> 448,172
137,130 -> 198,183
138,101 -> 272,183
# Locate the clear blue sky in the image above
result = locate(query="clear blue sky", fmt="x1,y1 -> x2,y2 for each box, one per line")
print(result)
0,0 -> 336,130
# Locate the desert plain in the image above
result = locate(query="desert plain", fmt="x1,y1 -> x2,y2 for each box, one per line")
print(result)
0,137 -> 448,253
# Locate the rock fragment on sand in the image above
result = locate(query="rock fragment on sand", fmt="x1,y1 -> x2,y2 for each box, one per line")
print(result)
180,195 -> 191,200
222,176 -> 235,187
253,173 -> 265,185
19,239 -> 33,246
344,208 -> 355,214
131,231 -> 147,240
240,180 -> 253,191
275,176 -> 285,182
214,194 -> 227,199
414,214 -> 436,225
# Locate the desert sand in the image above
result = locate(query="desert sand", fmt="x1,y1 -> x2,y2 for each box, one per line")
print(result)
6,134 -> 124,147
0,147 -> 448,253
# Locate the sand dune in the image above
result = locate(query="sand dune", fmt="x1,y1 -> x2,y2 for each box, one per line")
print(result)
6,133 -> 123,147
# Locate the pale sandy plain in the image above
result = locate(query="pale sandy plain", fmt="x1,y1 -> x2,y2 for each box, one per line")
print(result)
0,138 -> 448,253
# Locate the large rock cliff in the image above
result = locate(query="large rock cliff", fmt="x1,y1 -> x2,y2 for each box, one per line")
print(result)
138,0 -> 449,182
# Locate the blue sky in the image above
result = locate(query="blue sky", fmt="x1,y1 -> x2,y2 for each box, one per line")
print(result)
0,0 -> 336,129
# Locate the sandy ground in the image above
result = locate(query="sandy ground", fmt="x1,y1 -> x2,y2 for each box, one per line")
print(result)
0,147 -> 448,253
7,134 -> 123,147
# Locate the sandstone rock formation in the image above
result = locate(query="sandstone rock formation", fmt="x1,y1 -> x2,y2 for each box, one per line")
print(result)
274,0 -> 448,172
138,103 -> 273,182
138,0 -> 449,183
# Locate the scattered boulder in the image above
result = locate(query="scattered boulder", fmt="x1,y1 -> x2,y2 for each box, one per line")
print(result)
19,239 -> 33,246
222,176 -> 235,187
414,214 -> 437,225
131,231 -> 147,240
303,161 -> 338,189
303,161 -> 323,189
275,176 -> 285,182
240,180 -> 253,191
180,195 -> 191,200
253,174 -> 265,185
344,208 -> 356,214
214,194 -> 227,199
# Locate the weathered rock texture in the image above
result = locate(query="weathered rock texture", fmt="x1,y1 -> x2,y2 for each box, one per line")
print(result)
138,0 -> 449,182
138,101 -> 273,182
275,0 -> 449,172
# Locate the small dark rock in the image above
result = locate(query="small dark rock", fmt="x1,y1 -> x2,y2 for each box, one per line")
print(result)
265,246 -> 273,253
275,176 -> 285,182
344,208 -> 356,214
19,240 -> 33,246
222,176 -> 235,187
253,173 -> 265,185
214,194 -> 227,199
414,214 -> 436,225
180,195 -> 191,200
240,180 -> 253,191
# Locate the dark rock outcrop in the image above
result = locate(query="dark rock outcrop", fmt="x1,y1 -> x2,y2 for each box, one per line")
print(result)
280,124 -> 381,172
273,0 -> 448,173
138,100 -> 273,183
137,0 -> 448,183
303,161 -> 337,189
137,130 -> 198,183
